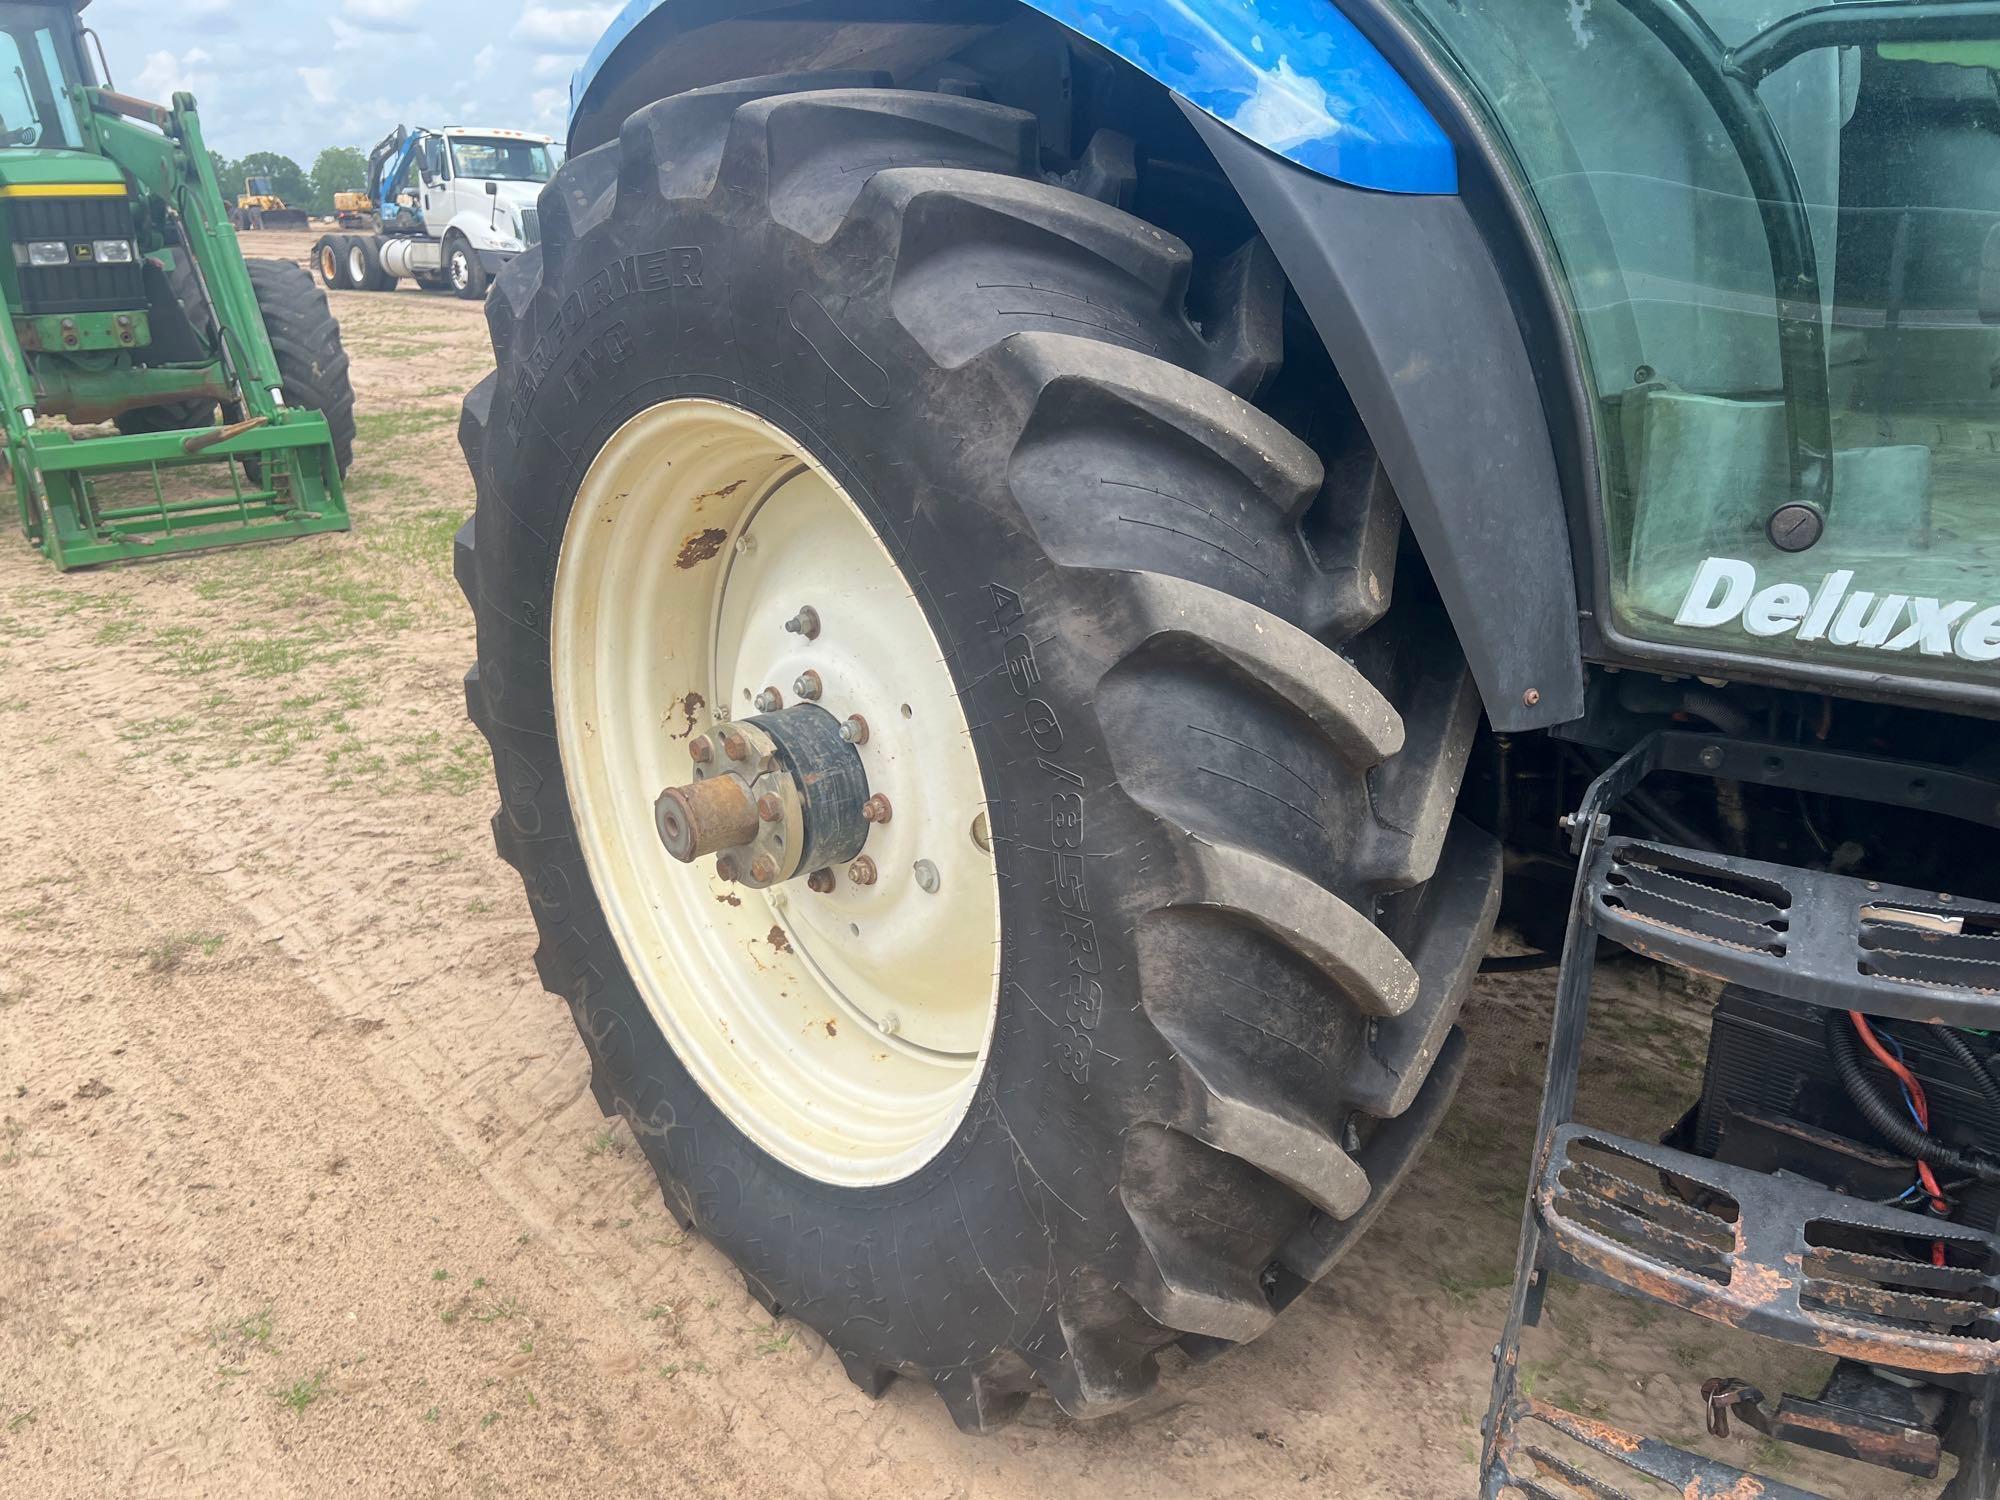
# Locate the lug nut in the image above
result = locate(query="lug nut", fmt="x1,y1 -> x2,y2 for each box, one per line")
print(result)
749,852 -> 779,884
793,669 -> 822,701
861,794 -> 892,824
847,855 -> 877,887
783,606 -> 820,641
721,730 -> 750,761
839,714 -> 868,745
754,686 -> 784,713
806,868 -> 836,894
689,738 -> 713,765
913,859 -> 940,894
756,793 -> 783,822
715,852 -> 740,883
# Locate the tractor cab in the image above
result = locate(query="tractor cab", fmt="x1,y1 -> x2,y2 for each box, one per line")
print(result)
0,2 -> 86,152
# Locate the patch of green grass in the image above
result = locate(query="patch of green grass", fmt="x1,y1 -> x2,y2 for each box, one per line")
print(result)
479,1410 -> 500,1430
355,407 -> 461,443
747,1322 -> 793,1357
211,1305 -> 273,1350
145,931 -> 224,974
473,1298 -> 522,1325
7,1408 -> 35,1432
273,1370 -> 326,1413
584,1129 -> 622,1160
431,1269 -> 450,1282
1436,1265 -> 1514,1306
422,1405 -> 439,1423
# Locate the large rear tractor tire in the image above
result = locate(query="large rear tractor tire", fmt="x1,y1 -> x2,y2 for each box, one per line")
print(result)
457,78 -> 1498,1429
244,258 -> 356,478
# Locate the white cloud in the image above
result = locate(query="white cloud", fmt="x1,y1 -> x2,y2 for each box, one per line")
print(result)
132,47 -> 213,104
472,44 -> 498,78
341,0 -> 420,32
329,18 -> 367,52
528,85 -> 570,133
299,67 -> 338,107
512,5 -> 618,51
532,53 -> 579,79
174,0 -> 239,27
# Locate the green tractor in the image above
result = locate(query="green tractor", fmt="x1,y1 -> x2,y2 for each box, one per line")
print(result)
0,0 -> 352,570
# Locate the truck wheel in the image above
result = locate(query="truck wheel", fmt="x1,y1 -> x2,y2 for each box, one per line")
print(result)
314,235 -> 341,289
444,234 -> 486,299
345,236 -> 390,292
456,80 -> 1497,1428
245,258 -> 356,477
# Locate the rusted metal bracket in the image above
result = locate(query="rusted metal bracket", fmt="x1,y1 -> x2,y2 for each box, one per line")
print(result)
1478,732 -> 2000,1498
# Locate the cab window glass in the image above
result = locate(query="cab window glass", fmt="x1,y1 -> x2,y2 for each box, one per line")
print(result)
447,138 -> 553,183
1396,0 -> 2000,681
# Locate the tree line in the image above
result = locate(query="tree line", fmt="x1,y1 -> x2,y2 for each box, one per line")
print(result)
206,146 -> 369,214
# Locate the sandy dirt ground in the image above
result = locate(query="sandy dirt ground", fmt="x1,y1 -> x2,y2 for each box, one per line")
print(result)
0,228 -> 1927,1498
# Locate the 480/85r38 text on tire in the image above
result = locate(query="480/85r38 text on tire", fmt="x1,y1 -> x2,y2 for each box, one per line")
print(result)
456,76 -> 1501,1428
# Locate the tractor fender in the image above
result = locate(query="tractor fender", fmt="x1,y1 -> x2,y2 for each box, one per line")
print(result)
565,0 -> 1586,730
1180,105 -> 1583,731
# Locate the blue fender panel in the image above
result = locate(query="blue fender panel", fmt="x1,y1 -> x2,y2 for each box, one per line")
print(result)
572,0 -> 1456,193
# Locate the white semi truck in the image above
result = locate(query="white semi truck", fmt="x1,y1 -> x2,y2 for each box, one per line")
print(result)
313,125 -> 559,299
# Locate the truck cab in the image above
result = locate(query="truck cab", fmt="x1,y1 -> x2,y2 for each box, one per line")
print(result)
380,125 -> 556,286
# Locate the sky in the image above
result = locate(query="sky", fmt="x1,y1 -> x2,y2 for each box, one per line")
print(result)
90,0 -> 631,165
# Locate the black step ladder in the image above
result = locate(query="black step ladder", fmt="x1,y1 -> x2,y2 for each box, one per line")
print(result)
1480,730 -> 2000,1499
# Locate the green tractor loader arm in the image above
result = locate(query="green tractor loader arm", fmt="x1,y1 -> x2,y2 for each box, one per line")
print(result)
0,4 -> 351,570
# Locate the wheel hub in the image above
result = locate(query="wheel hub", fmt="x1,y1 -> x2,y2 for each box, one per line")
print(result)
549,397 -> 1000,1186
655,705 -> 868,889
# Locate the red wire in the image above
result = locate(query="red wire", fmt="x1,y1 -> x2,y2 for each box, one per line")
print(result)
1850,1011 -> 1949,1266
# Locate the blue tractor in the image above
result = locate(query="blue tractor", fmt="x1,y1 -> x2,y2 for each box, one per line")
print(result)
457,3 -> 2000,1491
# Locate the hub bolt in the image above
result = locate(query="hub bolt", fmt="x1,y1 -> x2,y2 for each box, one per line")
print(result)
756,793 -> 783,823
721,730 -> 750,762
754,686 -> 784,713
862,793 -> 892,824
806,868 -> 836,894
794,669 -> 822,701
749,853 -> 779,884
715,852 -> 741,883
913,859 -> 940,894
689,739 -> 713,765
840,715 -> 869,746
847,855 -> 878,887
783,606 -> 820,641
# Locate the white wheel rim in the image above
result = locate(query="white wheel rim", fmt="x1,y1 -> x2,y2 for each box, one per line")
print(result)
551,399 -> 1001,1186
451,250 -> 468,287
347,245 -> 367,283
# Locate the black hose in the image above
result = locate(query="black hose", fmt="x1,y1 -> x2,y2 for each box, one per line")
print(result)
1824,1011 -> 2000,1185
1937,1027 -> 2000,1116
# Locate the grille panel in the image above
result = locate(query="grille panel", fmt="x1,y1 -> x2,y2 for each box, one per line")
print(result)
10,195 -> 145,313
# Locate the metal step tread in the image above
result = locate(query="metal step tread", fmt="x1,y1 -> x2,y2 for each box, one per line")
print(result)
1540,1123 -> 2000,1375
1590,837 -> 2000,1026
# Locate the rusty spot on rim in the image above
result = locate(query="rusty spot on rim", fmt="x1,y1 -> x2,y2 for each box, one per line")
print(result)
675,528 -> 728,568
767,924 -> 793,954
673,690 -> 704,739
